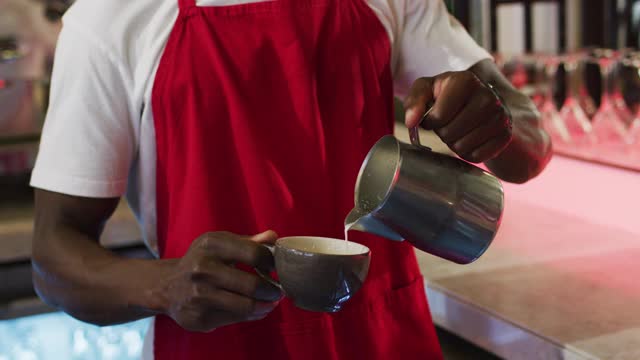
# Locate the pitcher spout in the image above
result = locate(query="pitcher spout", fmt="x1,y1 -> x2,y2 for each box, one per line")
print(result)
345,208 -> 404,242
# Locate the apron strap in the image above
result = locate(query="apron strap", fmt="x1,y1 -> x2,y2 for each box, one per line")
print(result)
178,0 -> 196,10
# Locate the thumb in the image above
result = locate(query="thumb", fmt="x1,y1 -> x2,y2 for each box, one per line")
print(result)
404,77 -> 435,129
249,230 -> 278,244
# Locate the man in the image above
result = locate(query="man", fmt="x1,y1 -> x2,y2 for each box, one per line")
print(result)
30,0 -> 551,359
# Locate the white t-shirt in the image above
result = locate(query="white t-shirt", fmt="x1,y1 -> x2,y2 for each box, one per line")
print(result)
31,0 -> 491,256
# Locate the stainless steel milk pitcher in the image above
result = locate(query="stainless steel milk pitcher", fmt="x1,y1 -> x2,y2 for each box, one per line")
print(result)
345,124 -> 505,264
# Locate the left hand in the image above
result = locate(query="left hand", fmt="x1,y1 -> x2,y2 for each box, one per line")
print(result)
404,71 -> 512,163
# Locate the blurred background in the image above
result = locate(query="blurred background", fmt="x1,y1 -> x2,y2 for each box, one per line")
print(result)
1,1 -> 639,359
444,0 -> 640,169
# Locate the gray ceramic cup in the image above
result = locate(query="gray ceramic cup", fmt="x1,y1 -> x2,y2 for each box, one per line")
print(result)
261,236 -> 371,312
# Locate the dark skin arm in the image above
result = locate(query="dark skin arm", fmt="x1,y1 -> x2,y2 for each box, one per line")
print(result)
404,59 -> 552,184
32,189 -> 282,330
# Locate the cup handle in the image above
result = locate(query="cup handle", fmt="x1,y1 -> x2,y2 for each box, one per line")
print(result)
255,245 -> 282,290
408,102 -> 435,150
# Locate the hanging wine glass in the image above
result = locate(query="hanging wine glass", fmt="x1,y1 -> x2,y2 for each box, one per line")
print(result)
611,51 -> 635,127
576,54 -> 598,120
590,49 -> 632,160
624,54 -> 640,167
558,52 -> 593,157
538,54 -> 570,149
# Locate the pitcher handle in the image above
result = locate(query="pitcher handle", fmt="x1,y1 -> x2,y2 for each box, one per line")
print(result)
408,102 -> 435,149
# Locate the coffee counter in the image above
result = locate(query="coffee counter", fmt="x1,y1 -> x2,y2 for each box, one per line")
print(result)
417,155 -> 640,360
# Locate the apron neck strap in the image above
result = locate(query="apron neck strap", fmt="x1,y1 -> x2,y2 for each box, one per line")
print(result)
179,0 -> 196,10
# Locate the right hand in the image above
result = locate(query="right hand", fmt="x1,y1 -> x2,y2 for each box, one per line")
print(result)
160,230 -> 283,332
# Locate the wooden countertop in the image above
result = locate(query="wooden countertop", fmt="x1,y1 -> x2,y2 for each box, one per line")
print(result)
417,155 -> 640,360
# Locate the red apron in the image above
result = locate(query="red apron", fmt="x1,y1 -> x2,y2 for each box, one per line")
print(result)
151,0 -> 442,358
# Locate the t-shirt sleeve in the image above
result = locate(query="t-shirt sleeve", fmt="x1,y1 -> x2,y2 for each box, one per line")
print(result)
30,20 -> 137,198
393,0 -> 493,98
